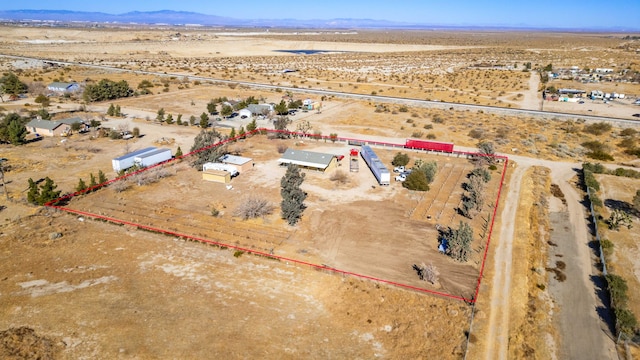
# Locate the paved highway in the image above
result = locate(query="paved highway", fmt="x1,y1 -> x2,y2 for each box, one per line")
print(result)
3,54 -> 640,127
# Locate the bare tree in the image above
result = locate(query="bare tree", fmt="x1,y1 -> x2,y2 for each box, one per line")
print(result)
234,196 -> 274,220
414,262 -> 439,284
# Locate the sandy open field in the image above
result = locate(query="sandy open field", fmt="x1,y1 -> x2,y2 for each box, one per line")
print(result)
1,26 -> 640,359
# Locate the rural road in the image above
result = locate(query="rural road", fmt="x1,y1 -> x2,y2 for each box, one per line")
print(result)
2,54 -> 640,127
1,52 -> 625,358
481,154 -> 618,360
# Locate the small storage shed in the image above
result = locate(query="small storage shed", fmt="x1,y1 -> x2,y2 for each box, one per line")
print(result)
218,154 -> 253,173
203,169 -> 231,184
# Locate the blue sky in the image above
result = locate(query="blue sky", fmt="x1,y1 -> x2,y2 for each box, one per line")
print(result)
3,0 -> 640,29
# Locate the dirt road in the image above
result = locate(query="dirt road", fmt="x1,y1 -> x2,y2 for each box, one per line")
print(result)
481,155 -> 617,359
484,162 -> 527,360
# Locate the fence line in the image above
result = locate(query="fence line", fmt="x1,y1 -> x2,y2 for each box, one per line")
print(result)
45,129 -> 507,305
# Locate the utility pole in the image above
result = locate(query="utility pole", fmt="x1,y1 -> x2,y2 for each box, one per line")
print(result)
0,158 -> 8,200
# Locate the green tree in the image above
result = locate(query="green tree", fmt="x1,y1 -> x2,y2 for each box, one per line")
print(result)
330,133 -> 338,143
402,171 -> 429,191
280,164 -> 307,226
165,113 -> 174,125
83,79 -> 132,102
189,115 -> 197,126
115,105 -> 122,117
238,126 -> 246,139
132,127 -> 140,138
220,104 -> 233,118
447,221 -> 473,262
274,100 -> 289,115
199,112 -> 209,128
273,115 -> 291,139
207,100 -> 217,115
107,103 -> 116,116
76,178 -> 87,193
36,177 -> 61,205
415,159 -> 438,183
246,118 -> 257,132
392,152 -> 410,167
89,173 -> 97,189
7,117 -> 27,145
176,114 -> 183,126
98,170 -> 108,184
229,127 -> 236,139
156,108 -> 165,122
190,129 -> 226,170
0,73 -> 27,96
27,178 -> 40,204
175,146 -> 183,158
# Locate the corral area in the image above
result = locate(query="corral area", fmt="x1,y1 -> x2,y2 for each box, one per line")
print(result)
61,134 -> 503,300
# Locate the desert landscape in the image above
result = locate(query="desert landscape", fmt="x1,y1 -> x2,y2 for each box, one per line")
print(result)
1,22 -> 640,360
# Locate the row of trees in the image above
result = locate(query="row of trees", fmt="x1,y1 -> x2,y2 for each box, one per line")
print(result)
76,171 -> 108,193
83,79 -> 133,103
460,167 -> 491,218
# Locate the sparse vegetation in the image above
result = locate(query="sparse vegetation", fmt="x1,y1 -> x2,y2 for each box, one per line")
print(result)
234,196 -> 274,220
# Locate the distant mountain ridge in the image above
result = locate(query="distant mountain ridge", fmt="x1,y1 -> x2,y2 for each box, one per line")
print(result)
0,9 -> 636,31
0,9 -> 410,28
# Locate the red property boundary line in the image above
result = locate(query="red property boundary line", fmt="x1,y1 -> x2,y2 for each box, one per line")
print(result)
45,129 -> 509,304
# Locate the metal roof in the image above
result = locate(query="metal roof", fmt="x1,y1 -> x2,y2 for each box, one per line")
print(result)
278,148 -> 335,169
47,82 -> 78,90
219,154 -> 252,165
135,148 -> 171,159
113,147 -> 157,161
26,119 -> 63,131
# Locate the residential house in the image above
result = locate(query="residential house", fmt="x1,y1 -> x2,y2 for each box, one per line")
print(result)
25,117 -> 85,137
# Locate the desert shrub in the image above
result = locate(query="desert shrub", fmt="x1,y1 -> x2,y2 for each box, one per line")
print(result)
426,133 -> 437,140
581,141 -> 607,153
470,167 -> 491,182
402,171 -> 429,191
234,196 -> 274,220
586,150 -> 614,161
600,238 -> 614,256
398,105 -> 409,112
131,167 -> 172,186
620,128 -> 637,137
424,124 -> 433,129
583,122 -> 612,135
583,162 -> 607,174
468,128 -> 484,139
111,180 -> 131,193
276,143 -> 288,154
606,273 -> 629,307
618,137 -> 637,149
432,115 -> 445,124
416,262 -> 439,284
625,148 -> 640,157
233,250 -> 244,258
391,152 -> 410,167
211,206 -> 220,217
488,164 -> 498,171
411,131 -> 424,138
329,170 -> 348,184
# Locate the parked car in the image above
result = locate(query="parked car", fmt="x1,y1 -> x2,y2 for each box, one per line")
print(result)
393,166 -> 405,173
395,174 -> 407,182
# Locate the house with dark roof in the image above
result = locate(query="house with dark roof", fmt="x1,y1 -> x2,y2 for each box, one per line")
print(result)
47,82 -> 80,94
278,148 -> 338,173
26,117 -> 85,137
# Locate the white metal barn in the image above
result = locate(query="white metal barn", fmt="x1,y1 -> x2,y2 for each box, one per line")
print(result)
134,148 -> 172,168
112,147 -> 158,172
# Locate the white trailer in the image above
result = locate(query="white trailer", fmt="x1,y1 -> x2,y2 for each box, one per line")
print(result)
202,162 -> 239,177
134,148 -> 172,168
112,147 -> 157,172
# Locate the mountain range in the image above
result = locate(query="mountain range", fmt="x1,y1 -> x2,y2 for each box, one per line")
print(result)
0,9 -> 421,29
0,9 -> 635,31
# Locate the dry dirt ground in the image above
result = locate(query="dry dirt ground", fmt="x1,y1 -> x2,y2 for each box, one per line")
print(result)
2,27 -> 640,358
